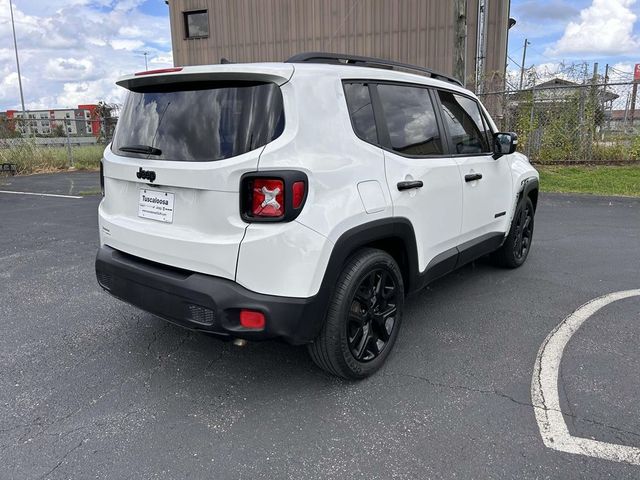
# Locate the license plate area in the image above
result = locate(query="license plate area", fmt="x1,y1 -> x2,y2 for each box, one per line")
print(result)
138,188 -> 175,223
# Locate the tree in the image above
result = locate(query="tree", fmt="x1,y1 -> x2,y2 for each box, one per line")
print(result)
95,101 -> 119,141
0,117 -> 20,138
52,124 -> 65,137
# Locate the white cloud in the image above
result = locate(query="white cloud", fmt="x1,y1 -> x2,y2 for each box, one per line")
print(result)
547,0 -> 640,57
1,72 -> 19,91
0,0 -> 173,111
44,58 -> 95,81
110,39 -> 145,51
150,52 -> 174,65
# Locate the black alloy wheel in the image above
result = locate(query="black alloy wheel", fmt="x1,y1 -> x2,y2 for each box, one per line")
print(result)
492,195 -> 535,268
512,200 -> 534,261
347,268 -> 399,362
307,248 -> 405,379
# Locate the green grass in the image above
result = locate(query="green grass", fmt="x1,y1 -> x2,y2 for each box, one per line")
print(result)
2,142 -> 639,197
0,142 -> 103,175
537,165 -> 640,197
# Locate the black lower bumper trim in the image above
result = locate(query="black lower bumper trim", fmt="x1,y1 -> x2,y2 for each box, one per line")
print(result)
95,246 -> 326,345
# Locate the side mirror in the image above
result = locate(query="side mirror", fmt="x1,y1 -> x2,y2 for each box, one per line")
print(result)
493,132 -> 518,158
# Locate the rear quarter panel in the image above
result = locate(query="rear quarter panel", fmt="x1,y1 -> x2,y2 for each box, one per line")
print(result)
236,69 -> 393,297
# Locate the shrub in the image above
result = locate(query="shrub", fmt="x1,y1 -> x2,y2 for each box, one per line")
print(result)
0,140 -> 104,175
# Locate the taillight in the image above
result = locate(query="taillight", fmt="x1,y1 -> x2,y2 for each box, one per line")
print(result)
240,171 -> 308,223
251,179 -> 284,217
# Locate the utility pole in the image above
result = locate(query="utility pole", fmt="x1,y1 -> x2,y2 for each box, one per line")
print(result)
631,64 -> 640,127
475,0 -> 487,93
602,64 -> 610,135
630,82 -> 638,126
453,0 -> 467,86
9,0 -> 28,136
519,38 -> 530,90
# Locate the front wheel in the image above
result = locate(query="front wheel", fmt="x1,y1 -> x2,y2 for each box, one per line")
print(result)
492,196 -> 535,268
308,248 -> 404,379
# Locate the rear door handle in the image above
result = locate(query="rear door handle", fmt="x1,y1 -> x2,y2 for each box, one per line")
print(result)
465,173 -> 483,182
397,180 -> 424,191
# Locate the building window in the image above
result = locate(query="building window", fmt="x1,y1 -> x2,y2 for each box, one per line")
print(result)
184,10 -> 209,38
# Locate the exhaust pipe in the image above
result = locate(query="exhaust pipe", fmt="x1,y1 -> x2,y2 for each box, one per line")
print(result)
232,338 -> 248,347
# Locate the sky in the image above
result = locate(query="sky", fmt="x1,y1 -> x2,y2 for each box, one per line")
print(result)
1,0 -> 640,111
0,0 -> 172,111
507,0 -> 640,83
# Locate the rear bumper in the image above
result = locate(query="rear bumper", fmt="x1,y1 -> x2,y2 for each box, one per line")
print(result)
95,245 -> 326,345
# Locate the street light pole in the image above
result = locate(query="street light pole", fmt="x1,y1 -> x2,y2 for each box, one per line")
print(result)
9,0 -> 28,134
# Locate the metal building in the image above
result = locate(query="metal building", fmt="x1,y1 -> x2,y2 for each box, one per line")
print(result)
167,0 -> 511,92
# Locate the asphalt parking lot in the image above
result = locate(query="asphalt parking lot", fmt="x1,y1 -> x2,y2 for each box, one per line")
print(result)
1,172 -> 639,479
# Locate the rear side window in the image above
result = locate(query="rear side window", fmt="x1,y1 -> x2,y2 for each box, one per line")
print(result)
438,91 -> 491,154
343,83 -> 378,144
112,82 -> 284,162
377,84 -> 443,156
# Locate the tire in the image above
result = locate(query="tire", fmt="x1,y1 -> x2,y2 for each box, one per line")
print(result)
308,248 -> 405,379
492,196 -> 535,268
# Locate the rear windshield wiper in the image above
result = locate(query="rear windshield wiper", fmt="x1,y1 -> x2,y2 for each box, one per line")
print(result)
119,144 -> 162,156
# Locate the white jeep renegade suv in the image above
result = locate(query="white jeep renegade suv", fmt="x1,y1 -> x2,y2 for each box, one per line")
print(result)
96,53 -> 539,379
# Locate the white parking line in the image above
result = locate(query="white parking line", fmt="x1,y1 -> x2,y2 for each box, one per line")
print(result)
0,190 -> 83,199
531,289 -> 640,465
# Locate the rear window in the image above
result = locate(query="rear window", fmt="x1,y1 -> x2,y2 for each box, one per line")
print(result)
112,81 -> 284,162
343,83 -> 378,144
377,84 -> 443,156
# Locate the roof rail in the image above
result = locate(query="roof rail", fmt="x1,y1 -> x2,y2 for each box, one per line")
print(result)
285,52 -> 464,87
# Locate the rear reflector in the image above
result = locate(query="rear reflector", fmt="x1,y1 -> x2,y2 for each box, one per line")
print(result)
134,67 -> 183,76
240,310 -> 265,329
251,179 -> 284,217
292,181 -> 305,209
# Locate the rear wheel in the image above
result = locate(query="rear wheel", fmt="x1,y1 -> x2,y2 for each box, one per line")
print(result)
493,196 -> 535,268
308,249 -> 404,379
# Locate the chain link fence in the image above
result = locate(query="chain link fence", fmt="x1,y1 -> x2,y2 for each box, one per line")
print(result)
478,65 -> 640,164
0,116 -> 118,143
0,116 -> 118,174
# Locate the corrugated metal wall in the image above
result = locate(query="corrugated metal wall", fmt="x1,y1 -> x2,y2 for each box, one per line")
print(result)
168,0 -> 509,90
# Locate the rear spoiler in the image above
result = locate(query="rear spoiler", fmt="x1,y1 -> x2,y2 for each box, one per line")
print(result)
116,63 -> 295,90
